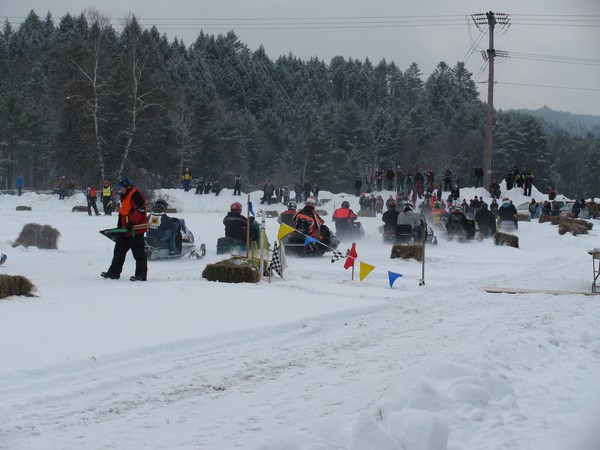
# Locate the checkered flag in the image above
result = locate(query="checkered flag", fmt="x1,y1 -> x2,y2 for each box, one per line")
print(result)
330,249 -> 345,263
269,240 -> 287,278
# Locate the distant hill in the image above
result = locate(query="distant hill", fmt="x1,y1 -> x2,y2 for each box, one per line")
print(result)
509,106 -> 600,137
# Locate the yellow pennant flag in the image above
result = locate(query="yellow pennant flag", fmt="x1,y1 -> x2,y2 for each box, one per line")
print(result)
359,262 -> 376,281
277,223 -> 296,241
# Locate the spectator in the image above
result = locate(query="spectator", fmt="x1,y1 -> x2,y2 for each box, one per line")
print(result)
182,168 -> 193,191
16,175 -> 24,196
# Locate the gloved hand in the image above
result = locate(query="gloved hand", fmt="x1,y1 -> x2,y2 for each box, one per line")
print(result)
126,222 -> 133,232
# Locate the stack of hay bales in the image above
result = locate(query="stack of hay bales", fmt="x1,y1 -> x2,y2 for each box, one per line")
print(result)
516,212 -> 531,222
202,257 -> 261,283
538,214 -> 561,225
72,206 -> 88,212
13,223 -> 61,249
358,210 -> 376,218
0,275 -> 35,299
558,217 -> 593,236
16,206 -> 32,211
493,232 -> 519,248
390,243 -> 423,261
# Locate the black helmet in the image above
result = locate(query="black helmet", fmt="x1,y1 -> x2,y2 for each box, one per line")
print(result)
341,200 -> 350,208
287,201 -> 297,209
153,198 -> 168,212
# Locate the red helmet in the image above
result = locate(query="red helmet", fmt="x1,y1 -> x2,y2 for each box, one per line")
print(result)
230,202 -> 242,212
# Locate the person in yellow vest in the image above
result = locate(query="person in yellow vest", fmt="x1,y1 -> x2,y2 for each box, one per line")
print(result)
101,180 -> 114,215
182,167 -> 193,191
101,177 -> 149,281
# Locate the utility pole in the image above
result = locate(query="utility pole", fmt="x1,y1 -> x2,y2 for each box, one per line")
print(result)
471,11 -> 509,190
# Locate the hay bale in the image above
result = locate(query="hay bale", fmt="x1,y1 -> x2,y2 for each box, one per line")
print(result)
202,257 -> 260,283
358,210 -> 376,218
0,274 -> 35,298
72,205 -> 88,212
558,219 -> 588,236
390,243 -> 423,261
16,205 -> 32,211
516,213 -> 530,222
166,207 -> 178,214
571,218 -> 593,231
493,232 -> 519,248
13,223 -> 61,249
538,214 -> 560,225
315,209 -> 328,217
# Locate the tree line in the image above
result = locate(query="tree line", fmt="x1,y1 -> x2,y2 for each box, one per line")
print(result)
1,9 -> 598,198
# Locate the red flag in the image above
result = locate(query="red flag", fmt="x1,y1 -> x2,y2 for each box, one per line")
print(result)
343,243 -> 357,270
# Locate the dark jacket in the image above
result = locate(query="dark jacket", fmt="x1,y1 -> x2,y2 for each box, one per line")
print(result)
223,212 -> 247,241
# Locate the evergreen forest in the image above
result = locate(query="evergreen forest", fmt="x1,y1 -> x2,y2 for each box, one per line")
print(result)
1,10 -> 599,198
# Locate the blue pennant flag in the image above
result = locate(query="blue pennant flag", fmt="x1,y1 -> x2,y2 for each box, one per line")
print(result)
388,271 -> 403,288
248,201 -> 255,217
304,236 -> 320,246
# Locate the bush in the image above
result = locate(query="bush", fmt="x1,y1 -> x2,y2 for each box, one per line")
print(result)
0,274 -> 35,298
15,206 -> 32,211
493,232 -> 519,248
390,243 -> 423,261
202,257 -> 260,283
13,223 -> 61,249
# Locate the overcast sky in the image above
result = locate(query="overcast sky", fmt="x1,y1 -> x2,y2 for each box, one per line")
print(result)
3,0 -> 599,115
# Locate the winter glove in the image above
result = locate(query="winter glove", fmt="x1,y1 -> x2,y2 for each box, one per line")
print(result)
126,222 -> 133,232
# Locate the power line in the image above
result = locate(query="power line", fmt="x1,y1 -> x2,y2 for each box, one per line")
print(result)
491,81 -> 600,92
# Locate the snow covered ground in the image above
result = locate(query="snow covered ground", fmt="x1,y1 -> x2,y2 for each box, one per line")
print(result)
0,184 -> 599,450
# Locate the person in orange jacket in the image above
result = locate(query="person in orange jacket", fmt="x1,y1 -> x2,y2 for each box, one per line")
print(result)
101,177 -> 149,281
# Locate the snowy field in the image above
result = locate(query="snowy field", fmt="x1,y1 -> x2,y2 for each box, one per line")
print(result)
0,184 -> 599,450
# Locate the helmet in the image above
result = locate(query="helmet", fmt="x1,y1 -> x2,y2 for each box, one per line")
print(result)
230,201 -> 242,212
341,200 -> 350,208
153,199 -> 168,212
454,205 -> 463,212
103,180 -> 109,186
305,197 -> 316,206
287,201 -> 297,209
405,200 -> 413,208
118,177 -> 131,188
387,201 -> 397,209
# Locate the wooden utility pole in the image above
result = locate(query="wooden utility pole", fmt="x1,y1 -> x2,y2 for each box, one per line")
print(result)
471,12 -> 510,190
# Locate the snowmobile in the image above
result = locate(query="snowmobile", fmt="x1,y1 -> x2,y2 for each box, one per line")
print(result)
100,218 -> 205,260
283,224 -> 340,257
392,220 -> 438,245
145,218 -> 205,260
444,211 -> 478,242
334,221 -> 364,242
